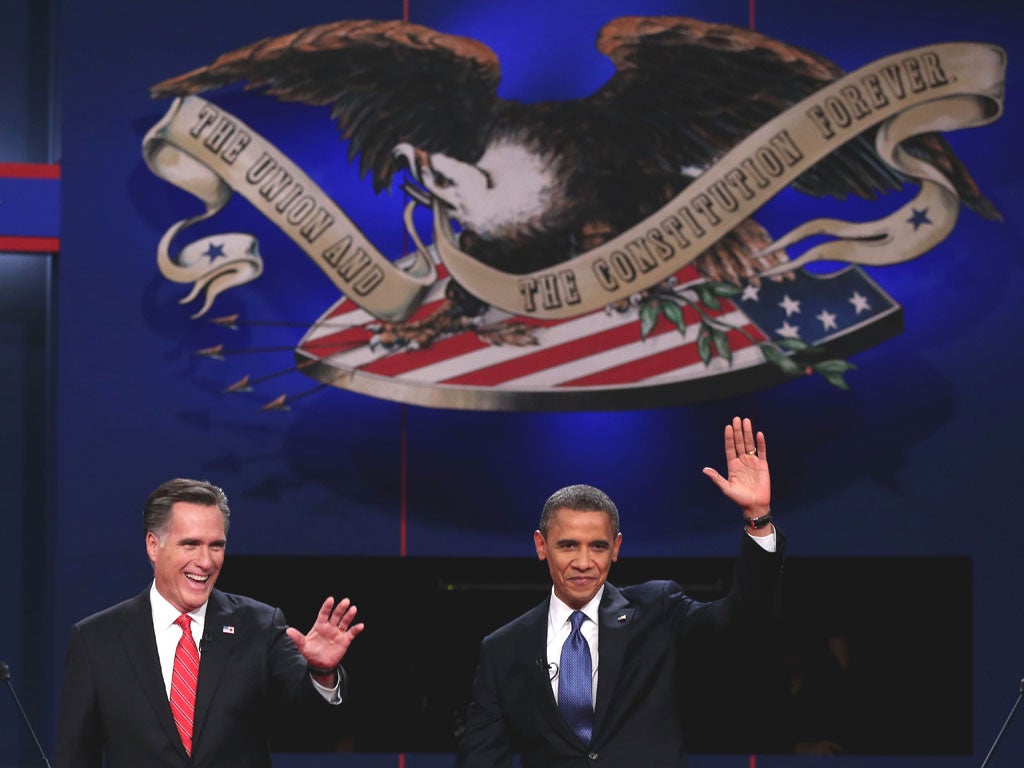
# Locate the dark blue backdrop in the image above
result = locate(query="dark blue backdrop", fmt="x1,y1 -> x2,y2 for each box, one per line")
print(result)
3,0 -> 1020,766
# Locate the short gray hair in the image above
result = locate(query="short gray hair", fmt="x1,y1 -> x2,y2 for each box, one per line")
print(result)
143,478 -> 230,542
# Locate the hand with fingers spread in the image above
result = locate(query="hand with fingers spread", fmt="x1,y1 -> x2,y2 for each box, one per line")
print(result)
286,596 -> 365,682
702,416 -> 772,531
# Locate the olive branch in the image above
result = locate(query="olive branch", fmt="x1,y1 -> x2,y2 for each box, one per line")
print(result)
637,280 -> 857,389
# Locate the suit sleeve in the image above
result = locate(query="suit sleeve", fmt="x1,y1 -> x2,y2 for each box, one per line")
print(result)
455,635 -> 515,768
55,625 -> 103,768
665,528 -> 785,639
263,606 -> 348,751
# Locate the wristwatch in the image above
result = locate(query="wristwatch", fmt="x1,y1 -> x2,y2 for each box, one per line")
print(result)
745,511 -> 773,529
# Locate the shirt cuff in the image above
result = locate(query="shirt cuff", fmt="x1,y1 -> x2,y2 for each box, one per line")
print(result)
310,672 -> 343,705
747,528 -> 777,552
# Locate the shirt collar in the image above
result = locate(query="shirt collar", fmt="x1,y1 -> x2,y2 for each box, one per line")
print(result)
549,585 -> 604,630
149,580 -> 208,631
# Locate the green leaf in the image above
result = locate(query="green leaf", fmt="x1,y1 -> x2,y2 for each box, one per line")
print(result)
696,284 -> 721,311
639,301 -> 659,339
709,281 -> 743,297
814,359 -> 858,375
659,299 -> 686,334
712,328 -> 732,363
760,344 -> 802,375
777,338 -> 811,352
697,327 -> 712,365
820,371 -> 851,390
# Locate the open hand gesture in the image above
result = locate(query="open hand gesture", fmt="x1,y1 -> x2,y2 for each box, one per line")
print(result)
286,596 -> 365,673
702,416 -> 771,519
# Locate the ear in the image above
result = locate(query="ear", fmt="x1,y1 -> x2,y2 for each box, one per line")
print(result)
611,532 -> 622,563
534,530 -> 547,561
145,531 -> 160,565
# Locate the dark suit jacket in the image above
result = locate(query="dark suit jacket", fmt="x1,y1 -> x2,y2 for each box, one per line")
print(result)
56,588 -> 346,768
456,532 -> 785,768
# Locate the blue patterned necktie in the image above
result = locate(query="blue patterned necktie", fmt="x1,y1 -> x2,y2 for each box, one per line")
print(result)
558,610 -> 594,744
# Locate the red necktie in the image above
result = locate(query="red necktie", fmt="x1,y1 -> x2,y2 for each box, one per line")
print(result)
169,613 -> 199,756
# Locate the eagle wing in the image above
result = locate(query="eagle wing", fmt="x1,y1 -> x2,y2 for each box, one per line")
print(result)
150,20 -> 502,191
592,16 -> 998,215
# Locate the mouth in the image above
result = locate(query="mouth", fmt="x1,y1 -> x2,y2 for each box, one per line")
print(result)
567,576 -> 595,587
185,573 -> 210,585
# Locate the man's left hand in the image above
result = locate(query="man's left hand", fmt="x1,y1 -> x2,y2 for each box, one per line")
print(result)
702,416 -> 771,520
286,596 -> 365,677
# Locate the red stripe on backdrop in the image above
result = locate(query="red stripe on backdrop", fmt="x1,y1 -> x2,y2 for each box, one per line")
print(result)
441,302 -> 736,387
360,324 -> 488,376
0,163 -> 60,179
561,325 -> 765,387
0,236 -> 60,253
441,318 -> 666,386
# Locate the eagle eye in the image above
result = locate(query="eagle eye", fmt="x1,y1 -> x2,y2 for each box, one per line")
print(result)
432,170 -> 454,189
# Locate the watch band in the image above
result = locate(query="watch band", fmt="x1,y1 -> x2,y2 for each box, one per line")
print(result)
308,664 -> 337,677
745,512 -> 773,529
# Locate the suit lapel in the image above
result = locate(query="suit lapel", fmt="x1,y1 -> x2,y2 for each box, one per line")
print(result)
516,600 -> 555,707
593,584 -> 634,736
118,589 -> 187,756
516,599 -> 586,747
192,590 -> 236,747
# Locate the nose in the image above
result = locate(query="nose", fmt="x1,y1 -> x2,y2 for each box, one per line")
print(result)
574,548 -> 592,569
194,546 -> 214,569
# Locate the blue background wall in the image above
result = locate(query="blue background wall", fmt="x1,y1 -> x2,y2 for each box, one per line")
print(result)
1,0 -> 1022,766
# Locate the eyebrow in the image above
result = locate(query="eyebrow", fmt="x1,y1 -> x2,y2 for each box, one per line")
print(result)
177,538 -> 227,547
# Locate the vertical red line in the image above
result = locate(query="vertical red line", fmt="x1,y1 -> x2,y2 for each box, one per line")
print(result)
400,0 -> 411,564
400,11 -> 411,768
748,10 -> 758,767
401,403 -> 408,558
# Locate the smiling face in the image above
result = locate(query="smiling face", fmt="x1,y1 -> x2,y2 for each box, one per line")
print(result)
146,502 -> 226,614
534,508 -> 622,610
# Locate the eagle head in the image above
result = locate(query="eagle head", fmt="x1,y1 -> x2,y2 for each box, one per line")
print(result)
393,139 -> 566,242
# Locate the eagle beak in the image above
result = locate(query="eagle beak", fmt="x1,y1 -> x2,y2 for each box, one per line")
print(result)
392,143 -> 422,183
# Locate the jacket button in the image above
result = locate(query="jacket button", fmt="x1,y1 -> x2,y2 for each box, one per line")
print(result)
588,751 -> 599,760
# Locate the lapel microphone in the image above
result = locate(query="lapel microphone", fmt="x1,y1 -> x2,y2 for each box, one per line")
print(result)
535,658 -> 558,681
0,660 -> 53,767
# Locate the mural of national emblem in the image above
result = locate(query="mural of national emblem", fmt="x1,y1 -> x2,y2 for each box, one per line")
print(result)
143,16 -> 1005,410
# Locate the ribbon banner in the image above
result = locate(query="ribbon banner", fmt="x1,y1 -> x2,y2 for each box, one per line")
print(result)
144,42 -> 1005,322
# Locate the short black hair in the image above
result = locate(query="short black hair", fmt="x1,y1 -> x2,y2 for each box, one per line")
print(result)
539,484 -> 619,536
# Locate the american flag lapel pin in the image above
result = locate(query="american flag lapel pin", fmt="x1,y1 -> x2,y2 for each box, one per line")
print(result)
616,614 -> 627,623
222,625 -> 235,634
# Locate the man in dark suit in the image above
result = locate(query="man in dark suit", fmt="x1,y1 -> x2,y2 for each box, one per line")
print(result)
56,478 -> 365,768
456,416 -> 784,768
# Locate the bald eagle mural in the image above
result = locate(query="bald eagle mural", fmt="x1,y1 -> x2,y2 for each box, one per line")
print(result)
144,16 -> 1005,410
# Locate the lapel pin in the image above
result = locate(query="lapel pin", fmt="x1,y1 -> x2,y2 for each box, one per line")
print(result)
617,614 -> 627,622
222,625 -> 235,634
